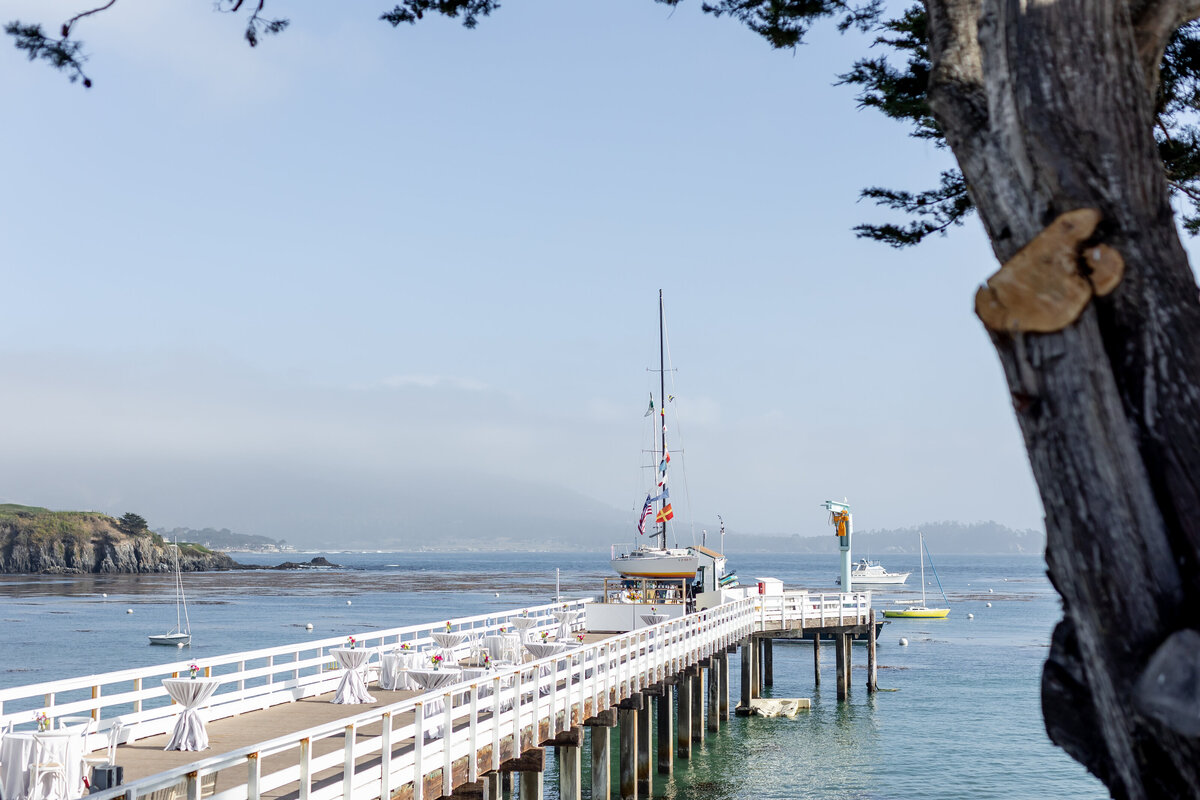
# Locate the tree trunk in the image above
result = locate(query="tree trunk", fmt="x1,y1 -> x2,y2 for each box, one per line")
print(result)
923,0 -> 1200,796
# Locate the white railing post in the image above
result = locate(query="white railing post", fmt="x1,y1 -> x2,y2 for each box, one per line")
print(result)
414,701 -> 424,800
468,684 -> 479,783
491,676 -> 502,772
380,712 -> 392,800
512,669 -> 522,754
299,737 -> 311,800
342,723 -> 355,800
549,656 -> 558,736
247,752 -> 261,800
443,694 -> 453,797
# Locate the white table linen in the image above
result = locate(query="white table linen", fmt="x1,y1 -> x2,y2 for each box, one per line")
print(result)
640,613 -> 668,628
482,634 -> 521,663
162,677 -> 220,751
405,667 -> 463,693
331,648 -> 376,704
509,617 -> 539,643
430,632 -> 471,664
379,650 -> 423,690
0,730 -> 85,800
552,610 -> 580,640
523,641 -> 568,660
430,632 -> 471,651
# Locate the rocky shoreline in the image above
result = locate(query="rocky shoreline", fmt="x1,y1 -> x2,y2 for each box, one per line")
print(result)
0,505 -> 341,575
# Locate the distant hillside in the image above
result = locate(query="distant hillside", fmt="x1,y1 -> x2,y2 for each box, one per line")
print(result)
0,504 -> 237,574
724,520 -> 1044,555
157,526 -> 291,552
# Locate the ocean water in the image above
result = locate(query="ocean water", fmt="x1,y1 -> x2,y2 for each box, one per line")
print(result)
0,551 -> 1107,799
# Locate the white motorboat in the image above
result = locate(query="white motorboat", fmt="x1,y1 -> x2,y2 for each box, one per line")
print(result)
150,538 -> 192,646
836,559 -> 910,586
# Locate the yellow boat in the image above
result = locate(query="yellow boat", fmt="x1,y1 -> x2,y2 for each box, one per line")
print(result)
882,532 -> 950,620
884,606 -> 950,619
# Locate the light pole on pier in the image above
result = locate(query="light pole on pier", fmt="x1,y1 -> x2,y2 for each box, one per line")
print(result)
823,500 -> 852,592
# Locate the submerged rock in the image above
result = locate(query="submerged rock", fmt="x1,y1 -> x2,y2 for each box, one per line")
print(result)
261,557 -> 343,570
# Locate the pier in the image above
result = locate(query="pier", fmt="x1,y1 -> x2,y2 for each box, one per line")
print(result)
0,591 -> 873,800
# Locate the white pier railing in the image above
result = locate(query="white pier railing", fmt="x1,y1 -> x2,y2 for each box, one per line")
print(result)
88,597 -> 756,800
755,591 -> 873,630
1,590 -> 874,800
0,598 -> 587,753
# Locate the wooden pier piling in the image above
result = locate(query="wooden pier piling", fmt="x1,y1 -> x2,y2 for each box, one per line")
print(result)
763,639 -> 773,687
867,612 -> 878,693
813,634 -> 821,686
519,768 -> 544,800
618,706 -> 638,800
656,687 -> 673,776
690,665 -> 704,743
707,659 -> 720,733
677,669 -> 692,759
587,721 -> 613,800
750,637 -> 761,700
834,633 -> 850,701
636,698 -> 652,796
718,651 -> 730,721
558,741 -> 582,800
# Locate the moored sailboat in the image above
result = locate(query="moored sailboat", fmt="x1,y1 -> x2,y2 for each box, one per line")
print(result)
149,539 -> 192,646
883,532 -> 950,619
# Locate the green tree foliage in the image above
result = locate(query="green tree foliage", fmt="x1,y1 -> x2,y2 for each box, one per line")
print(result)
838,9 -> 1200,246
118,512 -> 149,535
12,1 -> 1200,246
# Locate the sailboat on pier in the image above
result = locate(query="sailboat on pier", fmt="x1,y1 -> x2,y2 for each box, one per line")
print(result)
611,290 -> 699,580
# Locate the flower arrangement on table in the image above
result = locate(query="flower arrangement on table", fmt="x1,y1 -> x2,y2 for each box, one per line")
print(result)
446,621 -> 453,632
499,626 -> 507,634
188,663 -> 200,679
35,711 -> 48,732
431,654 -> 444,670
540,631 -> 549,642
576,634 -> 585,643
401,643 -> 411,651
483,654 -> 491,670
347,636 -> 356,649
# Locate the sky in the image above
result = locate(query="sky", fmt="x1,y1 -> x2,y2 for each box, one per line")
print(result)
2,0 -> 1157,547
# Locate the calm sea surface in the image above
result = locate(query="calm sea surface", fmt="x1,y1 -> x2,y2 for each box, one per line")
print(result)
0,551 -> 1106,799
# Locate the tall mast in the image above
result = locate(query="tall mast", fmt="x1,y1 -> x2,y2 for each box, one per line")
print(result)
919,532 -> 927,607
658,289 -> 667,550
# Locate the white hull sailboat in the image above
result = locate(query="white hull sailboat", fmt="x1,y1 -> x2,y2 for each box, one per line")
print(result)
612,290 -> 699,581
836,559 -> 910,586
150,539 -> 192,646
610,546 -> 698,579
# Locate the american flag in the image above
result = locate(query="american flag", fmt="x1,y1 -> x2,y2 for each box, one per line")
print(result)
637,496 -> 654,535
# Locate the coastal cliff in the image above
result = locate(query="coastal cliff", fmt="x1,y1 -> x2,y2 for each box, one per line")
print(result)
0,504 -> 237,574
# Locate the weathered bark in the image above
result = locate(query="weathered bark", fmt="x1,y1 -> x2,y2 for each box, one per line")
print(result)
924,0 -> 1200,796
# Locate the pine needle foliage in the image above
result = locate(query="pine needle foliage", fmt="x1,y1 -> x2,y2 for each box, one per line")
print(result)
9,2 -> 1200,246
